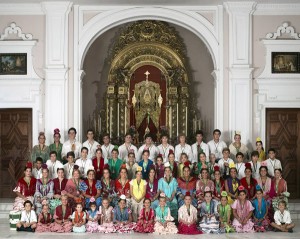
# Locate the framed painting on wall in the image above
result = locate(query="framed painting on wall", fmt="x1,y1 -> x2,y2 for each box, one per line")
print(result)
272,52 -> 300,73
0,53 -> 27,75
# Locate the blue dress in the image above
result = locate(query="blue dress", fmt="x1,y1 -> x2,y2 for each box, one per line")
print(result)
79,179 -> 102,208
138,159 -> 154,180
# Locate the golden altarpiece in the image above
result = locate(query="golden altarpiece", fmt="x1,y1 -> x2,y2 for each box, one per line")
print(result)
91,21 -> 202,144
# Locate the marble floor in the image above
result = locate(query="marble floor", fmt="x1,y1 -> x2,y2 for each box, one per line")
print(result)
0,219 -> 299,239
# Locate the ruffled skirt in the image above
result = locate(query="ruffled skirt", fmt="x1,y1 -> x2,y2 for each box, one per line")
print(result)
86,221 -> 99,233
36,222 -> 52,233
154,221 -> 178,234
232,218 -> 254,233
73,225 -> 86,233
135,220 -> 154,233
13,196 -> 34,211
199,216 -> 220,234
113,222 -> 136,233
98,222 -> 116,233
253,218 -> 271,232
49,199 -> 62,215
178,222 -> 203,235
50,221 -> 73,233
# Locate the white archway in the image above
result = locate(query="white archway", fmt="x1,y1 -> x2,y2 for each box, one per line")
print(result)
73,6 -> 223,140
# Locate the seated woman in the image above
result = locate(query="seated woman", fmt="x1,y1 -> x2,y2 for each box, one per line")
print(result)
271,168 -> 289,212
240,163 -> 258,200
92,148 -> 107,180
167,150 -> 178,178
126,152 -> 138,180
71,203 -> 87,233
154,193 -> 178,234
13,163 -> 36,211
50,168 -> 68,214
196,168 -> 214,207
193,152 -> 209,177
256,162 -> 272,202
64,165 -> 84,210
101,167 -> 118,207
138,149 -> 154,180
224,165 -> 240,204
135,198 -> 155,233
218,191 -> 234,233
146,167 -> 159,209
34,164 -> 54,214
79,167 -> 102,209
155,155 -> 165,180
213,166 -> 225,202
115,165 -> 131,206
177,165 -> 197,207
231,185 -> 254,233
50,194 -> 72,233
16,200 -> 37,232
130,166 -> 147,222
199,187 -> 220,234
158,162 -> 178,220
252,185 -> 270,232
113,195 -> 136,233
178,192 -> 202,235
98,197 -> 116,233
36,203 -> 52,233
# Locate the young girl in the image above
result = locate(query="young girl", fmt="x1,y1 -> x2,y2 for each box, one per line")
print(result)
126,152 -> 138,180
168,150 -> 178,178
154,193 -> 178,234
86,197 -> 100,233
252,185 -> 270,232
209,153 -> 217,180
218,191 -> 234,233
135,198 -> 155,233
178,192 -> 202,234
177,153 -> 191,178
256,137 -> 266,162
194,152 -> 208,177
16,200 -> 37,232
271,201 -> 295,233
232,185 -> 254,233
113,195 -> 136,233
199,187 -> 220,234
36,203 -> 52,232
98,198 -> 116,233
235,152 -> 245,180
71,203 -> 87,233
155,155 -> 165,180
240,163 -> 258,200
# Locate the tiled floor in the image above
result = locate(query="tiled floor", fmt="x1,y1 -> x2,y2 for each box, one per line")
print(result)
0,219 -> 299,239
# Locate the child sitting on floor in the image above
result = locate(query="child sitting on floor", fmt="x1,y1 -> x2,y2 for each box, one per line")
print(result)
86,197 -> 100,233
271,200 -> 295,233
135,198 -> 155,233
16,200 -> 37,232
218,191 -> 234,233
36,203 -> 52,232
71,203 -> 87,233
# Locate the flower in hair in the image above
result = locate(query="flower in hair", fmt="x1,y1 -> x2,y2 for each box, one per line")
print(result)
136,166 -> 142,172
221,191 -> 228,197
159,192 -> 166,198
120,194 -> 126,200
90,197 -> 95,203
164,162 -> 170,168
238,185 -> 245,191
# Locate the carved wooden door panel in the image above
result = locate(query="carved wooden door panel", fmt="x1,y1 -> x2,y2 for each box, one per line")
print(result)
0,109 -> 32,198
266,108 -> 300,199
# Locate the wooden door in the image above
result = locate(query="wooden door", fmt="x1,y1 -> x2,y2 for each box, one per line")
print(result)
266,108 -> 300,199
0,109 -> 32,198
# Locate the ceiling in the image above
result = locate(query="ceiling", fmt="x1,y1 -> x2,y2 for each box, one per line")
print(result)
1,0 -> 300,5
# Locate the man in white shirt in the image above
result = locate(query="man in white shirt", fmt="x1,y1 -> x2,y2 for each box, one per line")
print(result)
174,134 -> 193,162
266,148 -> 282,177
218,148 -> 234,178
61,127 -> 82,160
118,133 -> 138,162
101,133 -> 115,161
32,157 -> 43,179
46,151 -> 63,179
250,151 -> 261,179
82,129 -> 100,160
191,130 -> 209,163
75,147 -> 92,178
137,134 -> 159,162
207,129 -> 227,162
235,152 -> 246,179
64,151 -> 75,179
157,134 -> 174,163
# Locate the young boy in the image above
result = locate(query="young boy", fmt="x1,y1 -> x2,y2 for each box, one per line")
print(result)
32,157 -> 43,179
250,151 -> 261,179
75,147 -> 92,178
271,200 -> 295,233
64,151 -> 75,179
217,148 -> 234,179
266,148 -> 282,177
16,200 -> 37,232
235,152 -> 245,180
46,151 -> 64,179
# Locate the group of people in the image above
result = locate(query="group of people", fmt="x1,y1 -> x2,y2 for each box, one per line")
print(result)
12,127 -> 295,234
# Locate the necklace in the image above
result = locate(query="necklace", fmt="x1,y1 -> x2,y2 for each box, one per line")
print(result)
89,180 -> 94,195
214,141 -> 219,154
143,160 -> 148,173
73,179 -> 80,194
81,159 -> 87,175
184,176 -> 190,189
51,161 -> 56,176
111,158 -> 117,174
103,178 -> 110,190
162,144 -> 169,159
104,144 -> 110,159
24,177 -> 31,189
149,179 -> 154,192
187,205 -> 190,216
26,211 -> 31,223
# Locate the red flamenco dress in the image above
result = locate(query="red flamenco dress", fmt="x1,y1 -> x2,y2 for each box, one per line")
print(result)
135,208 -> 155,233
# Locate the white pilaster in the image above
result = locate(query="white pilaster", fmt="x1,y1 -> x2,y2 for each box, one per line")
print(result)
225,1 -> 256,144
42,1 -> 72,143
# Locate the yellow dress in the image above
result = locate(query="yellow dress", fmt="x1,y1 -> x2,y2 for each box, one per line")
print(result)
130,178 -> 147,201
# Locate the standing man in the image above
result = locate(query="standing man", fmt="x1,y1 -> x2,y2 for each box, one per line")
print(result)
82,129 -> 100,160
75,147 -> 92,179
174,134 -> 193,162
46,151 -> 63,179
137,134 -> 159,162
157,134 -> 174,163
207,129 -> 227,162
118,133 -> 138,162
191,130 -> 209,163
61,127 -> 82,161
101,133 -> 115,161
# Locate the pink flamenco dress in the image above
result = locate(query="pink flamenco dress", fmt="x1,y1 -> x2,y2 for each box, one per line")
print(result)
135,208 -> 155,233
231,199 -> 255,233
97,205 -> 116,233
36,212 -> 52,233
154,205 -> 178,234
85,209 -> 99,233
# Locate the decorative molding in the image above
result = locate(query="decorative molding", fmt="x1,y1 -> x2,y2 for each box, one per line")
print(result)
254,3 -> 300,16
266,22 -> 300,39
0,22 -> 33,41
0,3 -> 44,15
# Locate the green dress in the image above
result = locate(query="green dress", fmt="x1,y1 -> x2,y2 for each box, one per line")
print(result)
218,204 -> 234,233
108,158 -> 123,180
31,145 -> 50,163
49,143 -> 63,163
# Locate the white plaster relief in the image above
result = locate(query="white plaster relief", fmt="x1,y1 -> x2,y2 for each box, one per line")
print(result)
0,22 -> 33,41
266,22 -> 300,39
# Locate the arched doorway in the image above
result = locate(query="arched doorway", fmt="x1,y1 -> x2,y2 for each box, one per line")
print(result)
74,6 -> 222,141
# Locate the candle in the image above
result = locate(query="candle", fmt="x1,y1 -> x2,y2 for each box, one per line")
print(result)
176,103 -> 179,135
